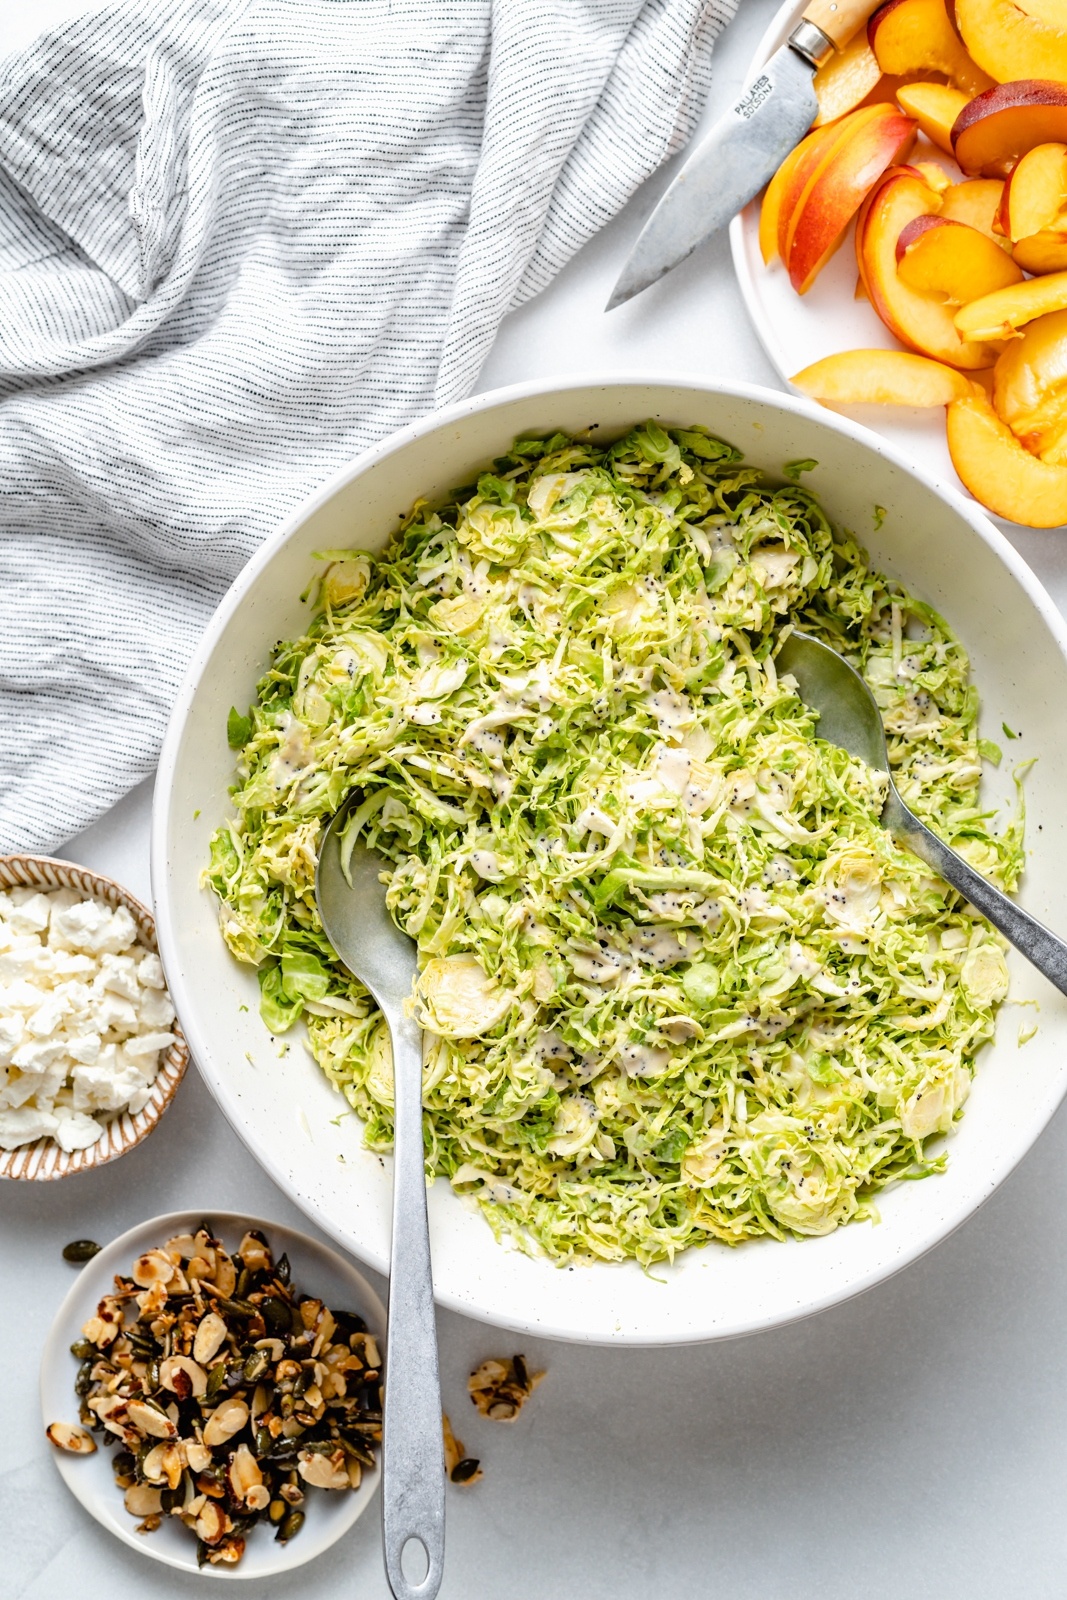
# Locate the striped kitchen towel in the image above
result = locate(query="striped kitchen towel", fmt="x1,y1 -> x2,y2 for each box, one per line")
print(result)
0,0 -> 735,852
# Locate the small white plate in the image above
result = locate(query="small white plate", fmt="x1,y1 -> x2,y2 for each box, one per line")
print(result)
40,1210 -> 385,1580
727,0 -> 1064,531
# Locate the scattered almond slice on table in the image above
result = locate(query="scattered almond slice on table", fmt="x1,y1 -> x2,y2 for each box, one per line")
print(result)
468,1354 -> 545,1421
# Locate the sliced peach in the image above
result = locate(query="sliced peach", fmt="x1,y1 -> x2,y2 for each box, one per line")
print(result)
914,161 -> 954,193
784,105 -> 917,293
955,270 -> 1067,339
954,0 -> 1067,86
895,215 -> 1024,301
995,140 -> 1067,272
868,0 -> 994,96
896,83 -> 972,156
814,33 -> 884,127
939,176 -> 1007,243
760,126 -> 839,265
997,142 -> 1067,238
952,81 -> 1067,178
1014,232 -> 1067,272
1013,0 -> 1066,24
857,166 -> 1002,366
993,308 -> 1067,463
774,122 -> 845,265
792,348 -> 977,405
947,388 -> 1067,525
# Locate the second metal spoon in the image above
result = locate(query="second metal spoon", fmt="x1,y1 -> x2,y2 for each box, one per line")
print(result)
778,630 -> 1067,997
316,817 -> 444,1600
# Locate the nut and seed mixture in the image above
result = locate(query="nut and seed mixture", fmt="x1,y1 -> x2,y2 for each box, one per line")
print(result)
47,1223 -> 381,1568
468,1354 -> 544,1421
441,1413 -> 482,1486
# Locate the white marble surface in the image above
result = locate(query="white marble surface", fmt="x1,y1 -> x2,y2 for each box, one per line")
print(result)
8,2 -> 1067,1596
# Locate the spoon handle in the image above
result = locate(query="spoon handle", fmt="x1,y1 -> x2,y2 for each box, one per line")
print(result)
888,791 -> 1067,997
381,1006 -> 445,1600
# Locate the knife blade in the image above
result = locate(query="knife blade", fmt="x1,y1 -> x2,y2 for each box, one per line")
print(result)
606,0 -> 880,311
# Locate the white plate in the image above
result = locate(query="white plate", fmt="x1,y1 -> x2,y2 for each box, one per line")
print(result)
154,372 -> 1067,1345
40,1210 -> 385,1579
728,0 -> 1067,533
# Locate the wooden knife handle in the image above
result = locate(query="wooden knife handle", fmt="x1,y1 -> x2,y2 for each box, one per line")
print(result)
800,0 -> 881,50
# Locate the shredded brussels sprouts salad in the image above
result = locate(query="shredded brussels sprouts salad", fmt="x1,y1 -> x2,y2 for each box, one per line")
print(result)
206,423 -> 1021,1267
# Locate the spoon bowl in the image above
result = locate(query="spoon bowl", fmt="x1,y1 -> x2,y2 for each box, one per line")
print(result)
778,630 -> 1067,998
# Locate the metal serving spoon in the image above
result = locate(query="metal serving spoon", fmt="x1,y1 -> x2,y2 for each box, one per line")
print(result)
316,819 -> 445,1600
777,631 -> 1067,998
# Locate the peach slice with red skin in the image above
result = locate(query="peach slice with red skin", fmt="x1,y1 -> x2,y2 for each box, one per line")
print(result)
792,348 -> 978,405
956,269 -> 1067,339
954,0 -> 1067,87
760,125 -> 840,265
784,104 -> 917,293
868,0 -> 994,95
952,81 -> 1067,178
995,141 -> 1067,272
813,33 -> 884,127
895,214 -> 1023,300
947,388 -> 1067,525
895,83 -> 971,155
997,141 -> 1067,237
939,176 -> 1008,243
993,308 -> 1067,464
857,166 -> 1003,366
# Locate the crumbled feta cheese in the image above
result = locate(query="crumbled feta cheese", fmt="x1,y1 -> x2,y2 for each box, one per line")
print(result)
89,991 -> 139,1035
53,1109 -> 105,1152
50,900 -> 137,956
138,989 -> 175,1029
0,889 -> 178,1150
123,1030 -> 176,1060
0,1104 -> 59,1149
98,953 -> 140,1001
136,953 -> 166,990
6,893 -> 52,935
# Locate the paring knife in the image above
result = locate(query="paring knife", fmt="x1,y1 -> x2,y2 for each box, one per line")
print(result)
606,0 -> 883,311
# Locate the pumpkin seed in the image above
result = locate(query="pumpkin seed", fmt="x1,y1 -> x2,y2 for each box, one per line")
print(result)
276,1509 -> 305,1544
62,1239 -> 101,1264
243,1348 -> 269,1383
261,1297 -> 290,1337
69,1338 -> 94,1360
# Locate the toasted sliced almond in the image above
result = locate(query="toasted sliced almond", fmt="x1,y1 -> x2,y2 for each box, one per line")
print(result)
124,1484 -> 164,1517
46,1421 -> 97,1454
131,1250 -> 175,1289
127,1399 -> 177,1439
159,1355 -> 207,1400
193,1311 -> 228,1366
202,1398 -> 249,1447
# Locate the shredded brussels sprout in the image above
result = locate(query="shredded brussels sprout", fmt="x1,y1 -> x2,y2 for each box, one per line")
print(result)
206,423 -> 1020,1266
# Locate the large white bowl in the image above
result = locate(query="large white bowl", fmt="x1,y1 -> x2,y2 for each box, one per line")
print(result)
154,375 -> 1067,1345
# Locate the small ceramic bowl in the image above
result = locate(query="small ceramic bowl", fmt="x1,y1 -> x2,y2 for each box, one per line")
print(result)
0,854 -> 189,1180
40,1210 -> 386,1579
